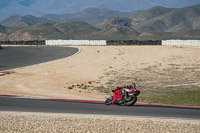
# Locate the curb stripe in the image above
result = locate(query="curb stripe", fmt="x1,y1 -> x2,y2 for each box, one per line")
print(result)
0,95 -> 20,97
0,72 -> 6,73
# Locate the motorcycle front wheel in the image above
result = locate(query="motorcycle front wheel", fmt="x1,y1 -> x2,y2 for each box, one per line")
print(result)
105,96 -> 113,105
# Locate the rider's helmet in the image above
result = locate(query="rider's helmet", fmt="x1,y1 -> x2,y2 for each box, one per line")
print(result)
131,83 -> 136,87
128,83 -> 136,90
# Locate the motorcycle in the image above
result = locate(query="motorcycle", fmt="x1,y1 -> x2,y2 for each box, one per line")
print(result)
105,84 -> 140,106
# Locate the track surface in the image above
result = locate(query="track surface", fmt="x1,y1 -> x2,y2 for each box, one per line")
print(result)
0,97 -> 200,119
0,46 -> 79,71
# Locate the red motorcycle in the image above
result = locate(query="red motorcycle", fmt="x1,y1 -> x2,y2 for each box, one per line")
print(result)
105,84 -> 140,106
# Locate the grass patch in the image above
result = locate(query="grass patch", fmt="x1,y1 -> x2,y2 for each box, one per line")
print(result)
138,90 -> 200,106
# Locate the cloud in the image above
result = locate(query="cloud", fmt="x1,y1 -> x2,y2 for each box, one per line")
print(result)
0,0 -> 36,8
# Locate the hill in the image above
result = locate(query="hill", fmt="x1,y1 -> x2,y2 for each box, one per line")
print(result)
0,22 -> 101,41
94,6 -> 176,31
0,15 -> 54,27
42,8 -> 133,24
0,8 -> 134,26
132,4 -> 200,32
93,4 -> 200,39
0,24 -> 7,33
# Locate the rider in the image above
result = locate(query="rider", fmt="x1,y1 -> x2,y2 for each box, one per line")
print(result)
117,83 -> 136,91
114,83 -> 136,105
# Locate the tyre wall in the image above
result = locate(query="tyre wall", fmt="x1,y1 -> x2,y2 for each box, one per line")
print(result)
45,40 -> 162,46
106,40 -> 161,45
45,40 -> 107,46
0,40 -> 45,45
162,40 -> 200,46
0,40 -> 200,46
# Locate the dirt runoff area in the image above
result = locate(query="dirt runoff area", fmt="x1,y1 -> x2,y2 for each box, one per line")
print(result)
0,111 -> 200,133
0,46 -> 200,103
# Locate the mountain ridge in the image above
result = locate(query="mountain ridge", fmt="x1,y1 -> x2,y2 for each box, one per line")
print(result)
0,0 -> 200,21
0,15 -> 54,27
0,8 -> 135,27
41,8 -> 134,24
0,5 -> 200,41
95,5 -> 200,33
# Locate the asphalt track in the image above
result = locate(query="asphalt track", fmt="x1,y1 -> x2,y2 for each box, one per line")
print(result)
0,46 -> 79,71
0,96 -> 200,119
0,46 -> 200,119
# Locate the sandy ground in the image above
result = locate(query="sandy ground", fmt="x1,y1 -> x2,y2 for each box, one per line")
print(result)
0,111 -> 200,133
0,46 -> 200,101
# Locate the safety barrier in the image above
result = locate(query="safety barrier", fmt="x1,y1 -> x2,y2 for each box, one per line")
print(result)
162,40 -> 200,46
0,40 -> 199,46
107,40 -> 161,45
0,40 -> 45,45
45,40 -> 107,46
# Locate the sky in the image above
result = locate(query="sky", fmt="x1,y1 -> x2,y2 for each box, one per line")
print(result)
0,0 -> 36,8
0,0 -> 200,21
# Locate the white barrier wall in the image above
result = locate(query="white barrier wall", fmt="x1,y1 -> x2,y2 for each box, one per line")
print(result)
162,40 -> 200,46
45,40 -> 107,46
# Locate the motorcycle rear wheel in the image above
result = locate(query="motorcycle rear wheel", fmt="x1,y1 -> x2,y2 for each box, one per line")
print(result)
105,96 -> 113,105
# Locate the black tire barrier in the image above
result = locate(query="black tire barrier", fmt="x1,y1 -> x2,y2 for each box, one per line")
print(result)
0,40 -> 45,45
106,40 -> 161,45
